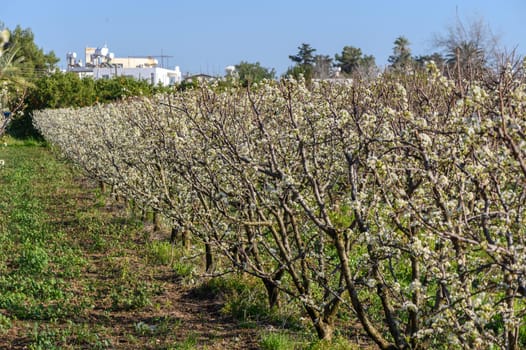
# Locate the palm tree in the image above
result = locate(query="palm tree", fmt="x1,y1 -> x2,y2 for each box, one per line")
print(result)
388,36 -> 412,70
0,29 -> 31,137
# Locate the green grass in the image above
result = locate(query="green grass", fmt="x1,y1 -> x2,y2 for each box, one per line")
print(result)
194,274 -> 304,333
0,142 -> 85,323
171,333 -> 198,350
0,139 -> 162,347
260,331 -> 300,350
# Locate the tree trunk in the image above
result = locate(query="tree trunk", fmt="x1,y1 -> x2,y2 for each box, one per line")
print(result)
170,226 -> 190,251
153,211 -> 161,232
304,304 -> 334,341
505,271 -> 519,350
205,241 -> 215,273
170,226 -> 178,244
333,233 -> 396,349
262,278 -> 280,309
182,230 -> 190,251
314,319 -> 334,341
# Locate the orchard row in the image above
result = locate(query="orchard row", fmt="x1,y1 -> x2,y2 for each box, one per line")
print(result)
34,65 -> 526,349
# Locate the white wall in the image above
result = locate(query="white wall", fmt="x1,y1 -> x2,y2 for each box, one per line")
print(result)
92,67 -> 181,86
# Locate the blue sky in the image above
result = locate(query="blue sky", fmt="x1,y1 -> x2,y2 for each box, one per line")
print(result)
3,0 -> 526,76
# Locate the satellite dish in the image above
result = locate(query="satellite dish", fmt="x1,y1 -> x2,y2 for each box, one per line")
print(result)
108,52 -> 114,60
100,46 -> 109,57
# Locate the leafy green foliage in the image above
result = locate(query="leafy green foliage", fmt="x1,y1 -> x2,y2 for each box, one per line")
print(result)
7,25 -> 59,81
26,72 -> 161,111
94,75 -> 163,102
27,72 -> 96,109
284,64 -> 311,80
235,61 -> 276,86
16,244 -> 50,274
0,313 -> 11,334
147,240 -> 174,265
334,45 -> 376,76
0,26 -> 33,137
8,72 -> 168,138
260,331 -> 299,350
388,35 -> 413,70
286,43 -> 317,81
289,43 -> 316,67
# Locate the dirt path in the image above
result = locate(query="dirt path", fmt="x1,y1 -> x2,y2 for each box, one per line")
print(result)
73,178 -> 264,349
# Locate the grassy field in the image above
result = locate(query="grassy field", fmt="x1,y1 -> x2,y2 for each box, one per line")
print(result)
0,138 -> 366,350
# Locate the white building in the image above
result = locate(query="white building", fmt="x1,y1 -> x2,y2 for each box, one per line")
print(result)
92,66 -> 182,86
66,45 -> 182,86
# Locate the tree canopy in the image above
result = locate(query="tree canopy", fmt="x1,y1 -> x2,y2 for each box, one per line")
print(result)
288,43 -> 316,67
334,45 -> 376,77
7,25 -> 59,81
388,36 -> 412,70
0,23 -> 60,136
234,61 -> 276,86
286,43 -> 317,80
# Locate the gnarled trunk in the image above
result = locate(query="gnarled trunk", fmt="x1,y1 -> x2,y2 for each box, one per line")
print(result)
262,278 -> 280,309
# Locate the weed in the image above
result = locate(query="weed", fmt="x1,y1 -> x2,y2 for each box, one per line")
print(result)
29,324 -> 61,350
260,331 -> 299,350
201,275 -> 302,329
0,313 -> 11,334
171,333 -> 198,350
172,261 -> 194,279
307,336 -> 362,350
110,281 -> 154,311
64,322 -> 112,348
16,244 -> 50,274
147,240 -> 174,265
52,246 -> 87,278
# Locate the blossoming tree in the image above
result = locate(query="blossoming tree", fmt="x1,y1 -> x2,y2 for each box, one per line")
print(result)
34,63 -> 526,349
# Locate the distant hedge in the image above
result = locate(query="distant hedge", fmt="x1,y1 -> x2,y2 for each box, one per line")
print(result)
8,72 -> 172,138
